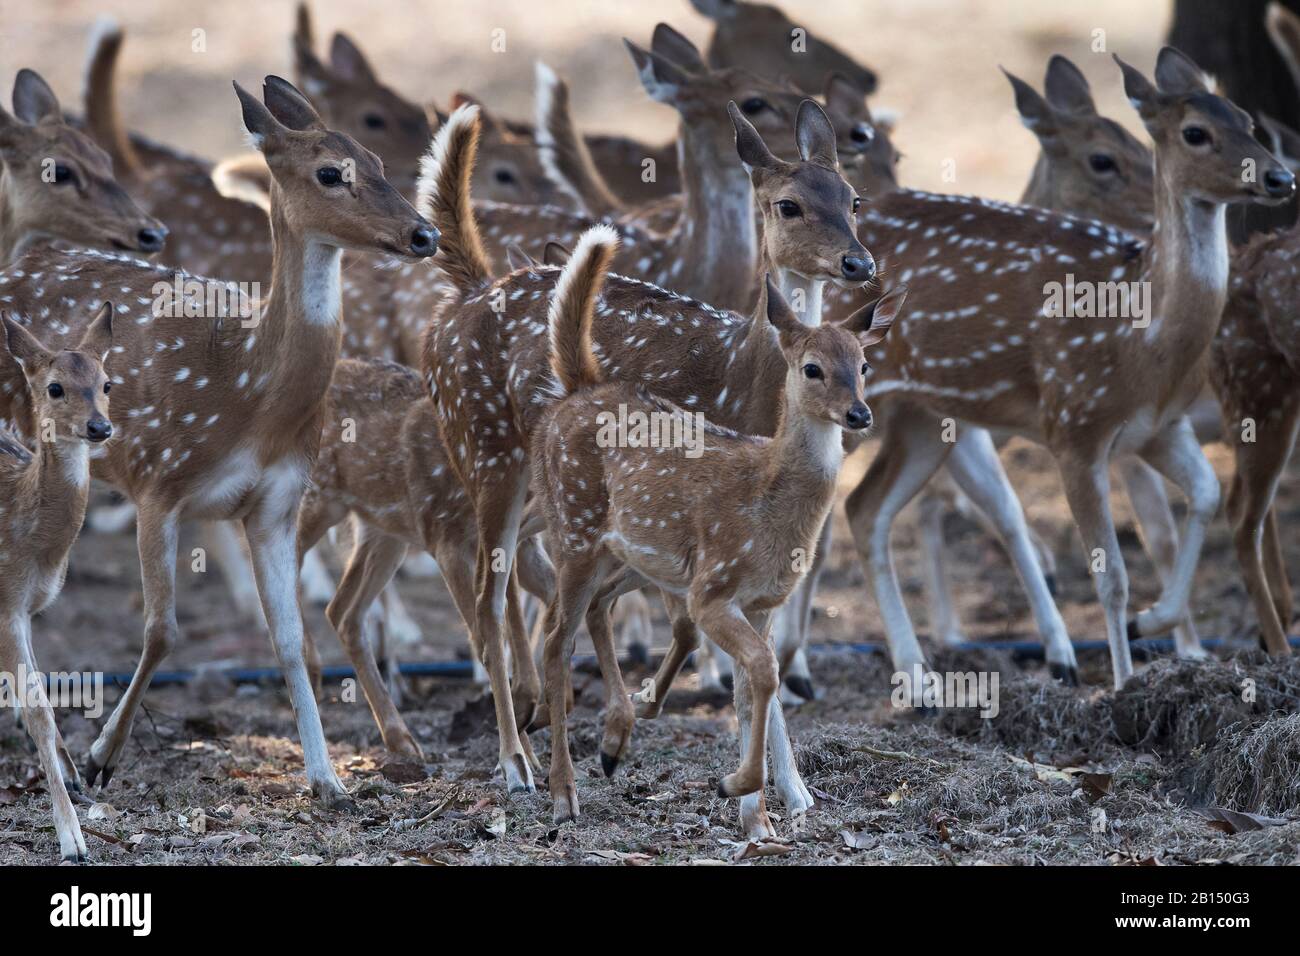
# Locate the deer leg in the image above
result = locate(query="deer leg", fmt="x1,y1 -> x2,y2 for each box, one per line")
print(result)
1130,417 -> 1221,644
244,494 -> 349,807
296,493 -> 345,697
696,638 -> 735,692
946,426 -> 1077,682
1263,506 -> 1293,632
86,505 -> 181,789
300,543 -> 337,606
844,406 -> 953,690
515,534 -> 557,604
15,624 -> 79,790
586,570 -> 644,777
1118,456 -> 1205,660
203,520 -> 266,628
635,591 -> 699,719
917,482 -> 965,646
504,565 -> 541,731
743,609 -> 813,827
732,663 -> 775,840
326,526 -> 422,760
471,477 -> 533,794
1056,447 -> 1133,689
773,516 -> 829,701
3,617 -> 86,862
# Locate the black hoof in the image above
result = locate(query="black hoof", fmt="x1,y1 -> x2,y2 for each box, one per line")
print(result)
720,673 -> 734,692
716,780 -> 729,798
1044,573 -> 1058,598
1048,662 -> 1079,687
600,751 -> 620,778
1126,618 -> 1141,643
784,674 -> 816,702
84,756 -> 112,790
627,641 -> 650,667
61,851 -> 87,864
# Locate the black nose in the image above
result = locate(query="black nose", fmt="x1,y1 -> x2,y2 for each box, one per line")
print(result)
86,418 -> 112,443
1264,168 -> 1296,199
409,225 -> 439,256
137,226 -> 167,252
841,254 -> 875,282
845,402 -> 871,430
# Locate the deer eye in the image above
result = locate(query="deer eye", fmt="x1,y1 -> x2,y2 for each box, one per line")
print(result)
316,167 -> 344,187
852,197 -> 862,213
494,168 -> 517,184
860,362 -> 870,377
741,97 -> 768,115
47,383 -> 64,399
1088,154 -> 1117,174
776,200 -> 802,218
363,113 -> 386,130
103,381 -> 112,394
850,123 -> 873,145
1182,126 -> 1209,147
52,164 -> 74,185
802,363 -> 823,380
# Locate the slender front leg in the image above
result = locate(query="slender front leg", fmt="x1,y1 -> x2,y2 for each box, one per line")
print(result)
86,504 -> 181,788
504,566 -> 542,731
4,616 -> 86,862
15,621 -> 78,789
916,483 -> 965,646
245,492 -> 349,806
585,570 -> 644,776
635,591 -> 699,719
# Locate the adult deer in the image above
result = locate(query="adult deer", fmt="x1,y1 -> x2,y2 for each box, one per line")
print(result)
0,76 -> 438,801
846,49 -> 1293,689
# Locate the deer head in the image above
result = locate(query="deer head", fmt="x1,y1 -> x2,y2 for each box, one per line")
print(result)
689,0 -> 877,96
293,29 -> 432,194
823,72 -> 900,199
1116,48 -> 1294,207
234,76 -> 437,259
762,274 -> 902,432
2,304 -> 113,445
1005,56 -> 1155,232
0,69 -> 166,262
732,99 -> 874,287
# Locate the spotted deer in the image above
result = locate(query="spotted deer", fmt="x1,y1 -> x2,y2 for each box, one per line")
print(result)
533,230 -> 895,832
0,306 -> 113,862
0,76 -> 438,801
841,49 -> 1293,689
421,97 -> 871,793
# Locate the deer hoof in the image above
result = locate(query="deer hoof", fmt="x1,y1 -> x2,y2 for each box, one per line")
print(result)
600,751 -> 620,778
552,789 -> 579,825
83,755 -> 113,790
783,674 -> 816,702
1048,662 -> 1079,687
1044,573 -> 1058,598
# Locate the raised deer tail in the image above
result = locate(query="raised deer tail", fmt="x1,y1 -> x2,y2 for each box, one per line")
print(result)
418,104 -> 493,292
533,62 -> 625,219
548,224 -> 619,394
83,17 -> 140,175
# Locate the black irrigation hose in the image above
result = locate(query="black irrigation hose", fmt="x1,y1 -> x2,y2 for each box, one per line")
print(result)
92,635 -> 1300,688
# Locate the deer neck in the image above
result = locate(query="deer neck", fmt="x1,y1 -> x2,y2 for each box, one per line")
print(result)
760,387 -> 842,542
670,122 -> 756,310
0,168 -> 37,268
19,438 -> 91,560
1019,153 -> 1055,210
764,252 -> 826,329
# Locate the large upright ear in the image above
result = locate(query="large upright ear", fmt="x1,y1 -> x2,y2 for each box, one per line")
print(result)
1267,3 -> 1300,96
234,81 -> 286,151
543,241 -> 571,266
1154,46 -> 1210,95
293,34 -> 335,100
689,0 -> 737,19
1002,67 -> 1058,142
262,75 -> 325,131
1259,112 -> 1300,171
1114,54 -> 1161,122
728,101 -> 780,171
1,313 -> 54,370
762,273 -> 804,340
12,69 -> 61,125
842,285 -> 905,348
651,23 -> 706,73
1044,55 -> 1095,114
75,302 -> 115,364
795,99 -> 838,168
330,32 -> 379,86
824,73 -> 868,123
624,39 -> 690,104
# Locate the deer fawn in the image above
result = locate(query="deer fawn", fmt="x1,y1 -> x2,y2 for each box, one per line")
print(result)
533,230 -> 895,831
843,49 -> 1293,689
0,76 -> 437,802
421,97 -> 871,793
0,66 -> 165,267
0,305 -> 114,861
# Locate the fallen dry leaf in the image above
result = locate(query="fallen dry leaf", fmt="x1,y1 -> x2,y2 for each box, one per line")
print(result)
1080,773 -> 1113,803
840,828 -> 876,851
290,854 -> 324,866
1202,808 -> 1288,835
733,839 -> 794,862
87,802 -> 119,821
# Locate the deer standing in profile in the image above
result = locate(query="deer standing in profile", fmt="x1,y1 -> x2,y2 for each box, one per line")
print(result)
0,305 -> 114,862
0,76 -> 437,801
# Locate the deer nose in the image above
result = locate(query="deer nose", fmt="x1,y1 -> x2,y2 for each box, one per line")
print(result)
86,417 -> 113,443
137,226 -> 167,252
845,402 -> 872,430
841,254 -> 875,282
1264,168 -> 1296,199
409,225 -> 439,257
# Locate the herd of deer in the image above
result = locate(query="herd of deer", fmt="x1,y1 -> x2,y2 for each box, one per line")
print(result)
2,0 -> 1300,862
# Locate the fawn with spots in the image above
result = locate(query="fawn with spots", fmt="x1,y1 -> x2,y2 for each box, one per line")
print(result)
0,305 -> 114,861
842,49 -> 1293,689
421,96 -> 871,795
0,76 -> 438,804
532,229 -> 896,832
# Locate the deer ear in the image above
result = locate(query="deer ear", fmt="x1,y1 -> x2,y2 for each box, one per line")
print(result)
1259,112 -> 1300,172
1044,55 -> 1095,114
234,81 -> 287,151
1114,54 -> 1161,122
842,285 -> 906,348
651,23 -> 706,73
1154,47 -> 1210,96
624,39 -> 690,104
262,75 -> 325,132
824,73 -> 867,122
12,69 -> 61,125
1,313 -> 54,370
76,302 -> 115,363
689,0 -> 736,19
762,274 -> 804,340
795,99 -> 839,168
1002,67 -> 1057,138
728,101 -> 780,171
293,35 -> 334,100
543,241 -> 571,266
1267,3 -> 1300,94
329,32 -> 379,86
